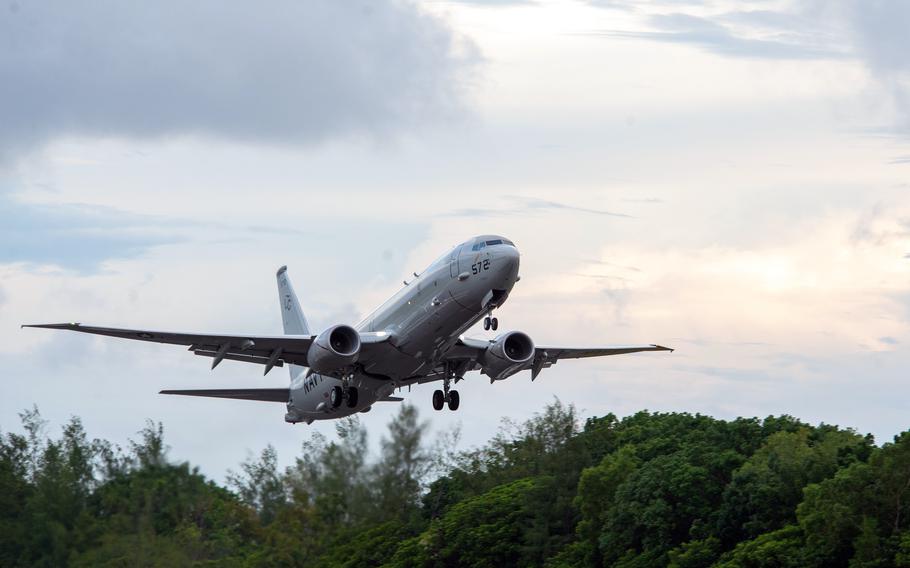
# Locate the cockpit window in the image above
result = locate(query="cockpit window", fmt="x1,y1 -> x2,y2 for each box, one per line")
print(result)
472,238 -> 514,250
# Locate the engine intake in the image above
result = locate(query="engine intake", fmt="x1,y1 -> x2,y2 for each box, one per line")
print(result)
307,324 -> 361,374
481,331 -> 535,381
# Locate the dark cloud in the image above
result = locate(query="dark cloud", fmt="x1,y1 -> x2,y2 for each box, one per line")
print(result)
587,0 -> 709,10
842,1 -> 910,74
0,194 -> 183,272
593,1 -> 910,133
448,0 -> 536,5
840,1 -> 910,134
622,197 -> 664,204
850,205 -> 910,246
677,364 -> 781,383
569,272 -> 630,282
0,193 -> 326,272
442,196 -> 631,218
514,196 -> 632,217
599,11 -> 846,60
669,337 -> 775,348
577,258 -> 642,272
0,0 -> 476,160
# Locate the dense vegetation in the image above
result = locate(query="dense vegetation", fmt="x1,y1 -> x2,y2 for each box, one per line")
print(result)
2,400 -> 910,567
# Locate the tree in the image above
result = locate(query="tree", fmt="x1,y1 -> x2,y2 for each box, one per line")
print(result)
373,404 -> 431,522
795,431 -> 910,567
285,416 -> 371,527
23,415 -> 99,566
389,477 -> 555,568
714,524 -> 806,568
227,444 -> 288,525
0,425 -> 31,565
573,445 -> 640,565
717,427 -> 872,544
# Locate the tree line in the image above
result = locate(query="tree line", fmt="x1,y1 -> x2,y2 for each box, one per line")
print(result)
2,399 -> 909,567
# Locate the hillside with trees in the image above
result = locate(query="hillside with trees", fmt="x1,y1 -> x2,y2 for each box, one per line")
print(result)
2,400 -> 909,567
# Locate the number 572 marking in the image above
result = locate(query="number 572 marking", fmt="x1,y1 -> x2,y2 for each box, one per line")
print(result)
471,259 -> 491,275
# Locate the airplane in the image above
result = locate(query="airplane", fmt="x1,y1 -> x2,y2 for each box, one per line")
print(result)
23,235 -> 672,424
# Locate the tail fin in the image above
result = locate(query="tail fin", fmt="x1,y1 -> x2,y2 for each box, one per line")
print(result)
277,266 -> 310,335
276,266 -> 309,380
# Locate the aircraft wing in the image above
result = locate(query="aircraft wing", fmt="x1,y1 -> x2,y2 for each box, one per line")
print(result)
22,322 -> 317,374
445,337 -> 672,381
532,344 -> 673,360
528,344 -> 673,379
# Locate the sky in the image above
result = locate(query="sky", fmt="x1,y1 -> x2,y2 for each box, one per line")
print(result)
2,0 -> 909,480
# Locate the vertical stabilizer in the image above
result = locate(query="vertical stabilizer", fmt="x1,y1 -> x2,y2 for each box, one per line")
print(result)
277,266 -> 310,335
276,266 -> 309,380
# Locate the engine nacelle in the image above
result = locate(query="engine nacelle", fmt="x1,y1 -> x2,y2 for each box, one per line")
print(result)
307,324 -> 361,374
481,331 -> 535,381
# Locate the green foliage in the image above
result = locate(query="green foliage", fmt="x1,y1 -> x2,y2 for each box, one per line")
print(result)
2,400 -> 908,567
667,537 -> 722,568
714,524 -> 806,568
0,424 -> 31,565
372,404 -> 431,522
227,444 -> 287,525
717,427 -> 872,544
389,477 -> 557,568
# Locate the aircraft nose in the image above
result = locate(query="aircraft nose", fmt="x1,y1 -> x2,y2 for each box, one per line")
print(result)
498,246 -> 520,274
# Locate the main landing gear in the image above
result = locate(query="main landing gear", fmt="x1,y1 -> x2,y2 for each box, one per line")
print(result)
483,314 -> 499,331
330,375 -> 359,409
432,367 -> 461,411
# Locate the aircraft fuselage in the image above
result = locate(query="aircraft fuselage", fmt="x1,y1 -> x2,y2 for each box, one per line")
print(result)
285,236 -> 519,422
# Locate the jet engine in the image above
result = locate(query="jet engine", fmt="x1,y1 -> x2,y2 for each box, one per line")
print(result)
307,324 -> 361,374
481,331 -> 535,381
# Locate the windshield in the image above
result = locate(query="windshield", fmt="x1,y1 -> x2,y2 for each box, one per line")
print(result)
473,238 -> 514,250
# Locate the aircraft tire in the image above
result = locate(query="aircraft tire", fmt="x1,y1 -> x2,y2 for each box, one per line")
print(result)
330,386 -> 344,408
432,390 -> 445,411
448,390 -> 460,411
346,387 -> 358,408
491,318 -> 498,331
483,317 -> 491,331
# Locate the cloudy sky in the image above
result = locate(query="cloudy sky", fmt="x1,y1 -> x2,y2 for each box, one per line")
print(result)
2,0 -> 909,479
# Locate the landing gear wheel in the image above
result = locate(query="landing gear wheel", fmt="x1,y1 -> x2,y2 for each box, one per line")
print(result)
432,389 -> 445,411
491,317 -> 498,331
483,317 -> 491,331
447,390 -> 460,411
330,386 -> 344,408
345,387 -> 359,408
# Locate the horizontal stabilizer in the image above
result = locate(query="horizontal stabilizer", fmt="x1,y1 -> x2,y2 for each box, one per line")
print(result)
159,388 -> 289,403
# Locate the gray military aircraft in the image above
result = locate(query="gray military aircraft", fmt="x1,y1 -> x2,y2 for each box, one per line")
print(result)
24,235 -> 671,423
